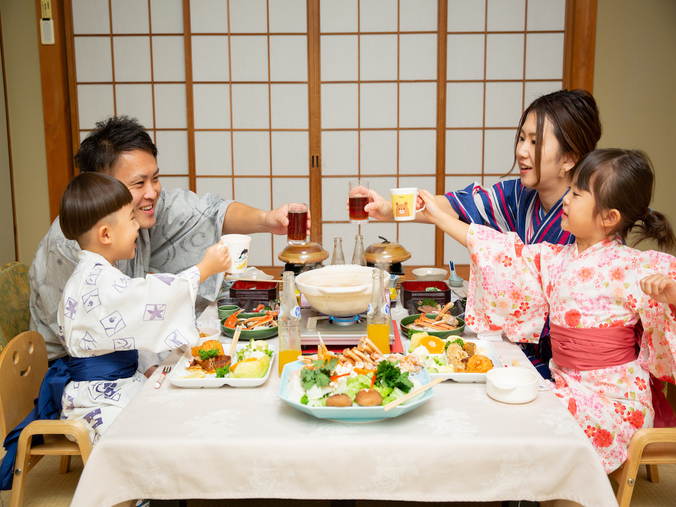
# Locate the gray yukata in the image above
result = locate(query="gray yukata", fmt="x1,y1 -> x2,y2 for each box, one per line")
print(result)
29,188 -> 232,368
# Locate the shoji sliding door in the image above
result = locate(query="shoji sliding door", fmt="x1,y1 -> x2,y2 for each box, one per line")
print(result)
66,0 -> 569,269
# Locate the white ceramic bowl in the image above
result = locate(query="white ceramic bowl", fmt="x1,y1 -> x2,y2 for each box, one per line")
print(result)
295,265 -> 389,317
198,327 -> 220,340
485,367 -> 538,404
412,267 -> 448,281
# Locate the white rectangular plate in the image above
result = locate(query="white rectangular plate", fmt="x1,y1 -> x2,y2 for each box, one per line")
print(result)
421,340 -> 503,383
169,342 -> 275,388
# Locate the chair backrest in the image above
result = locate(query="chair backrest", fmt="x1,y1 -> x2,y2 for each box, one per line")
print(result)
0,331 -> 49,440
0,262 -> 31,352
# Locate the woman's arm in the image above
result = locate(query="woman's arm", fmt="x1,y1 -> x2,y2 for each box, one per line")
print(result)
358,188 -> 458,223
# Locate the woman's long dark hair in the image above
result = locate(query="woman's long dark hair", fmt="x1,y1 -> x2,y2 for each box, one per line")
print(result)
574,149 -> 676,251
510,89 -> 602,183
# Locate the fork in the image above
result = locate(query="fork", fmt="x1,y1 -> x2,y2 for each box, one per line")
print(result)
154,366 -> 171,389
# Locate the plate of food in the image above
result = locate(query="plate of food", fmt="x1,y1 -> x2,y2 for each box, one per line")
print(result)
169,339 -> 275,388
220,310 -> 278,340
278,337 -> 434,423
400,312 -> 465,339
406,333 -> 501,383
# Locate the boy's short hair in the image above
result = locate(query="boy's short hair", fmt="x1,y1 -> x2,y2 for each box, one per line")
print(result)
73,116 -> 157,175
60,172 -> 133,242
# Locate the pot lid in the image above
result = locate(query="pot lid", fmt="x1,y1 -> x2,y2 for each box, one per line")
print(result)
364,236 -> 411,264
278,242 -> 329,265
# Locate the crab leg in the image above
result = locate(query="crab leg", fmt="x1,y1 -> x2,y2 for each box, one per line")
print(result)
434,302 -> 454,321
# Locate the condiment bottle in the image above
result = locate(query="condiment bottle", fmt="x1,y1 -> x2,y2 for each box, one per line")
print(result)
331,237 -> 345,265
351,234 -> 366,266
278,271 -> 302,375
366,269 -> 391,354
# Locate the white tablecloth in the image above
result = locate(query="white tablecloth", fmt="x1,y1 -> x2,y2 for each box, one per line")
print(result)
71,305 -> 617,507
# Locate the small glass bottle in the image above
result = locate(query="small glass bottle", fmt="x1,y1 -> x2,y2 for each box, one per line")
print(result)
351,234 -> 366,266
331,237 -> 345,265
366,269 -> 391,354
278,271 -> 302,375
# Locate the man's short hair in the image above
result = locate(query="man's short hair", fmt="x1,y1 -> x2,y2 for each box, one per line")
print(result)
60,172 -> 133,242
73,116 -> 158,175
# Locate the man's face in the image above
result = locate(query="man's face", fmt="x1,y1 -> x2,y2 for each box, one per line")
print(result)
112,149 -> 161,230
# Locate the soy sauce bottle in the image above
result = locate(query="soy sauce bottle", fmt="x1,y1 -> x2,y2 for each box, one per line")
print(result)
331,237 -> 345,265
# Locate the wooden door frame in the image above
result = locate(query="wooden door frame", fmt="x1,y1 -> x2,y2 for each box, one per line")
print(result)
38,0 -> 597,227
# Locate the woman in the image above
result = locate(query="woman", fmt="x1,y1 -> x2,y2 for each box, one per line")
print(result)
363,89 -> 602,377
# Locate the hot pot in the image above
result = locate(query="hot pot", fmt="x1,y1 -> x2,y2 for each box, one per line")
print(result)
294,265 -> 389,317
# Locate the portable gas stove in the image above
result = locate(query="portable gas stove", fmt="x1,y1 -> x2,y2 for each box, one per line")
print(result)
299,308 -> 394,352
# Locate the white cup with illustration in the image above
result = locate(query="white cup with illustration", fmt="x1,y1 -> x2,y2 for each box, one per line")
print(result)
219,234 -> 251,274
389,188 -> 425,221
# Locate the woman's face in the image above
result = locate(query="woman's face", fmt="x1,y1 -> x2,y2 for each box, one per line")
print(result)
516,112 -> 568,194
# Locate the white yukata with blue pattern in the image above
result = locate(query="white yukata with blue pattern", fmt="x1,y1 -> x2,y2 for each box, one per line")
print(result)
57,250 -> 201,444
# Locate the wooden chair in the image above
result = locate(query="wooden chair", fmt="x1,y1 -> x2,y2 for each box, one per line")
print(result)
0,331 -> 92,507
611,383 -> 676,507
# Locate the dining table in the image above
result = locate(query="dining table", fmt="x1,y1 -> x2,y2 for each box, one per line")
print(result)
70,299 -> 618,507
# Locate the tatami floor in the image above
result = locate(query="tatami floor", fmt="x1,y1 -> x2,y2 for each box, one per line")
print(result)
2,453 -> 675,507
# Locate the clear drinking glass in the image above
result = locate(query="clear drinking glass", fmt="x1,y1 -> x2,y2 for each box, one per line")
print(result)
287,203 -> 308,245
348,180 -> 369,224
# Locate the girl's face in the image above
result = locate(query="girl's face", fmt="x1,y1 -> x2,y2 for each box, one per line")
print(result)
516,112 -> 570,194
561,181 -> 611,250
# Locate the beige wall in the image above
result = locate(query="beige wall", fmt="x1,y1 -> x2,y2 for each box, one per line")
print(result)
594,0 -> 676,250
3,0 -> 676,264
0,0 -> 50,265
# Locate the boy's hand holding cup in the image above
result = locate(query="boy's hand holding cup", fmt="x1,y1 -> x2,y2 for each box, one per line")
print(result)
197,241 -> 232,283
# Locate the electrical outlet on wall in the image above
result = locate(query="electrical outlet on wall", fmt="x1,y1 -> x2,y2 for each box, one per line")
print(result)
40,19 -> 54,45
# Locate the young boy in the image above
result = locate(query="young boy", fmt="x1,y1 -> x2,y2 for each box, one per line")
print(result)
57,172 -> 231,444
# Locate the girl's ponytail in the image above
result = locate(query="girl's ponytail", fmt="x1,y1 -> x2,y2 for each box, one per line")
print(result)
635,209 -> 676,252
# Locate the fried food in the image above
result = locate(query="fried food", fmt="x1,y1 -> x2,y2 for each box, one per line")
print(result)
446,343 -> 468,372
191,340 -> 224,357
326,394 -> 353,407
463,341 -> 476,356
465,354 -> 493,373
355,389 -> 383,407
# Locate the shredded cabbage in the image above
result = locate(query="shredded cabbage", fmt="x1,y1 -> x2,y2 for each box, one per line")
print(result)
346,374 -> 372,399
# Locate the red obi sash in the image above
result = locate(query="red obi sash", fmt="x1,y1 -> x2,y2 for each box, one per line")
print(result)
549,323 -> 639,371
550,323 -> 676,428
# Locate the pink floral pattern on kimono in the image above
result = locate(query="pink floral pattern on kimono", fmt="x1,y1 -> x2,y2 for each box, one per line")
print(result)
465,224 -> 676,473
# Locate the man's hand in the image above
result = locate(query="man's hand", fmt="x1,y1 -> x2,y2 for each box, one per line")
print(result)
264,203 -> 312,236
640,274 -> 676,305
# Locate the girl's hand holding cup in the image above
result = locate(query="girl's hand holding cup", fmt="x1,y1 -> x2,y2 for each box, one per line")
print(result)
640,273 -> 676,306
418,189 -> 444,223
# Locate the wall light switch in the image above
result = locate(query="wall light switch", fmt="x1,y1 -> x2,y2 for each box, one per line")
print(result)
40,19 -> 55,45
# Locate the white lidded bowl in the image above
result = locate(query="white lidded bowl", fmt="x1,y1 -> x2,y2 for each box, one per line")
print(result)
485,367 -> 538,404
295,265 -> 389,317
412,267 -> 448,281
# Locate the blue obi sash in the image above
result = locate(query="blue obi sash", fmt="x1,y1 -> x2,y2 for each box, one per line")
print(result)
0,351 -> 138,490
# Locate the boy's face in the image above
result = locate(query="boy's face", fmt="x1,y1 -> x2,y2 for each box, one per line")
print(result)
108,204 -> 140,260
112,149 -> 161,230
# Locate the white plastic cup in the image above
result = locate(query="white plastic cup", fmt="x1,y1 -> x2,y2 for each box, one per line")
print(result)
219,234 -> 251,274
389,188 -> 425,221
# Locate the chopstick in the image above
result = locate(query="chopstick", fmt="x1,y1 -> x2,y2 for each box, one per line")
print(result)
229,325 -> 243,357
512,359 -> 521,367
383,377 -> 444,412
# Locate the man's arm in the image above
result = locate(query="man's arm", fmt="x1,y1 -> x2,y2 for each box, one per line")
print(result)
222,202 -> 311,236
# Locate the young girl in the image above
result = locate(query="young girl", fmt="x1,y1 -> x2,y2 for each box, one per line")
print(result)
420,149 -> 676,473
57,172 -> 231,444
362,89 -> 602,376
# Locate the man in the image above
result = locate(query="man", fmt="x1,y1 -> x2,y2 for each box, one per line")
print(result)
30,116 -> 307,370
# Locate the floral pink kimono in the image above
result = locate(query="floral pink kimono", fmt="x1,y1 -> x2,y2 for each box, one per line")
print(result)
465,224 -> 676,473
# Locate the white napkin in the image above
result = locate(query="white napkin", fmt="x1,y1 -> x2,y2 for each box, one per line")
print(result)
476,330 -> 504,342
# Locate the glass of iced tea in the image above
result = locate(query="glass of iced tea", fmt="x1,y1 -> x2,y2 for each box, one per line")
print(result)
348,180 -> 369,224
287,203 -> 308,245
